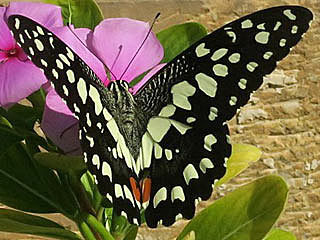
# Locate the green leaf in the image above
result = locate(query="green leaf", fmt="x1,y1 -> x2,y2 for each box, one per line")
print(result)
157,22 -> 207,63
34,152 -> 87,173
0,143 -> 78,217
0,208 -> 81,240
264,229 -> 296,240
0,125 -> 23,158
178,175 -> 289,240
0,104 -> 38,131
43,0 -> 104,29
216,144 -> 262,187
81,171 -> 103,211
27,88 -> 46,120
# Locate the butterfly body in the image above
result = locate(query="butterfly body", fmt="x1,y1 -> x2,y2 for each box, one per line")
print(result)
7,5 -> 313,228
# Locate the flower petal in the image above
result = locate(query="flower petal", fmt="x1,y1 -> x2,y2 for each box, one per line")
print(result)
0,7 -> 15,50
5,2 -> 63,27
0,58 -> 46,106
89,18 -> 164,83
41,89 -> 81,155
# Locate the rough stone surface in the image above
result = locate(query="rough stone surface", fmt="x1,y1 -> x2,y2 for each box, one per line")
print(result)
0,0 -> 319,240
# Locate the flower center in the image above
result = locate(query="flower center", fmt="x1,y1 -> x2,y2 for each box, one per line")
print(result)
8,48 -> 17,57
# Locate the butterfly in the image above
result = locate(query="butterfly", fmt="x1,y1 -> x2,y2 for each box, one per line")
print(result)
8,5 -> 313,228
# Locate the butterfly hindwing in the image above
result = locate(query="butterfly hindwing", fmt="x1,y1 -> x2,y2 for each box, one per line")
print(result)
135,6 -> 312,227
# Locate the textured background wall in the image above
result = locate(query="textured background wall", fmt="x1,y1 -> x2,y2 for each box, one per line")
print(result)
0,0 -> 319,240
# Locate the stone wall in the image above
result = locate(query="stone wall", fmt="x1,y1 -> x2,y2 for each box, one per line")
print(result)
0,0 -> 319,239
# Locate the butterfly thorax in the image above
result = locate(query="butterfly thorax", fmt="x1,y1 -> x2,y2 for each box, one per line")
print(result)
107,80 -> 147,159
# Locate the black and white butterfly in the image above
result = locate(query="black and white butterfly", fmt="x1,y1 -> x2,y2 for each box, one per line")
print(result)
8,6 -> 312,228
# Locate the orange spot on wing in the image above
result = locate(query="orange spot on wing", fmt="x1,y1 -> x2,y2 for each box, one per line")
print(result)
141,178 -> 151,203
129,177 -> 141,202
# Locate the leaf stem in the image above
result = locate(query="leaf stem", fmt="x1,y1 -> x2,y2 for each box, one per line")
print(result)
78,221 -> 96,240
82,213 -> 114,240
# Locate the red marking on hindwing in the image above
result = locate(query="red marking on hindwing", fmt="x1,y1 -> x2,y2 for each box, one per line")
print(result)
129,177 -> 152,203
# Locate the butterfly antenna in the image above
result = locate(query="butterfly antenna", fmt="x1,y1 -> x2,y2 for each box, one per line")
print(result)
119,12 -> 161,80
67,24 -> 117,82
111,45 -> 123,74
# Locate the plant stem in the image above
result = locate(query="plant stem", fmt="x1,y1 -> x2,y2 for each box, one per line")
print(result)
78,221 -> 96,240
83,213 -> 115,240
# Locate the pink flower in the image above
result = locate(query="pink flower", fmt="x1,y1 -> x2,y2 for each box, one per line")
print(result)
41,18 -> 164,154
0,2 -> 64,107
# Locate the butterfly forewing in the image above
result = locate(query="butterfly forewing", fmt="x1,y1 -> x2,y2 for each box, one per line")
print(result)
135,6 -> 312,227
8,15 -> 143,223
7,5 -> 313,228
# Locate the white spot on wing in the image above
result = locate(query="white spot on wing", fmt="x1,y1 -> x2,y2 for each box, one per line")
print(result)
86,136 -> 94,147
52,68 -> 58,79
183,164 -> 199,185
24,29 -> 31,39
77,77 -> 87,104
102,161 -> 112,182
246,62 -> 258,72
171,186 -> 185,202
41,59 -> 48,67
154,143 -> 163,159
89,85 -> 103,115
263,51 -> 273,60
255,31 -> 270,44
257,23 -> 266,30
226,31 -> 236,43
123,185 -> 135,206
208,107 -> 218,121
59,54 -> 71,66
279,38 -> 286,47
62,85 -> 69,96
204,134 -> 217,151
66,47 -> 74,61
238,78 -> 247,90
273,21 -> 282,31
49,37 -> 54,48
56,59 -> 64,70
36,26 -> 45,35
211,48 -> 228,61
153,187 -> 167,208
283,9 -> 296,20
213,64 -> 228,77
199,158 -> 214,174
229,96 -> 237,106
114,184 -> 124,199
147,118 -> 171,142
171,81 -> 196,110
159,104 -> 176,117
19,34 -> 24,44
34,39 -> 44,51
195,43 -> 210,57
66,70 -> 75,83
92,154 -> 100,169
106,119 -> 120,142
142,132 -> 153,168
228,53 -> 241,63
291,25 -> 298,34
241,19 -> 253,29
186,117 -> 196,123
14,18 -> 20,29
86,113 -> 92,127
28,47 -> 34,56
103,108 -> 112,121
195,73 -> 217,97
165,149 -> 172,160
